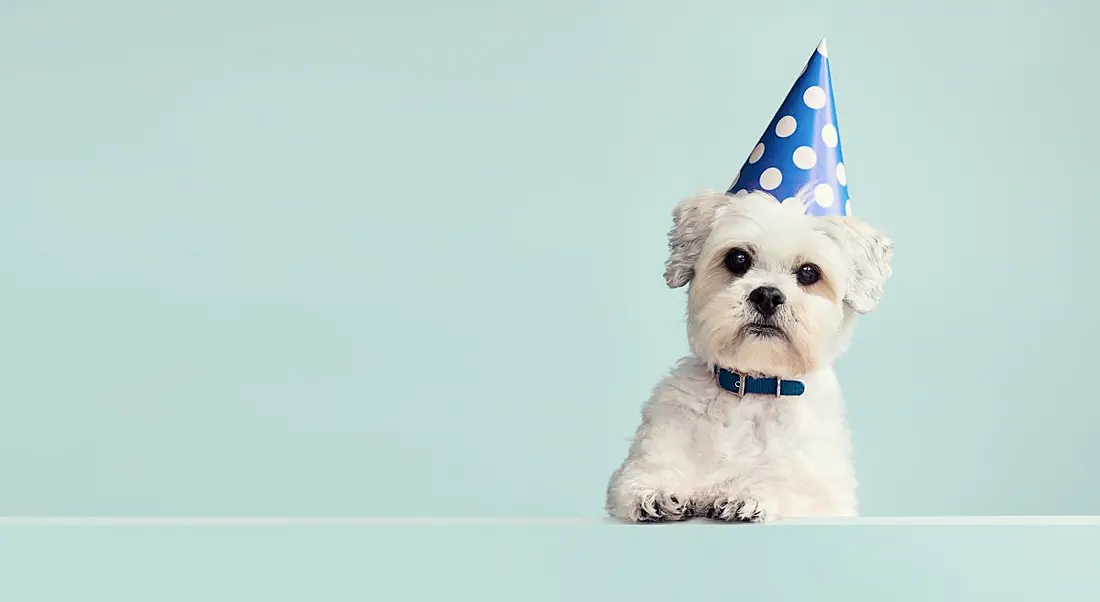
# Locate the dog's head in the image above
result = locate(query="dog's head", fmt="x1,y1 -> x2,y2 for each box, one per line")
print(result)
664,190 -> 893,378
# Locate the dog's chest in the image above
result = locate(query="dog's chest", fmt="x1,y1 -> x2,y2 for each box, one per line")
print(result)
704,396 -> 831,468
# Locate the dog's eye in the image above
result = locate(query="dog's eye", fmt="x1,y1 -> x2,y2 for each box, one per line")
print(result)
796,264 -> 821,286
724,248 -> 752,276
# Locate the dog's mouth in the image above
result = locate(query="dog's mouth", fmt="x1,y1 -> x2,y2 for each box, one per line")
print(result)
743,323 -> 786,338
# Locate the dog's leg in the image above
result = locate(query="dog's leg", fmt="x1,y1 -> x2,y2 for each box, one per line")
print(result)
696,479 -> 787,524
698,473 -> 859,522
606,481 -> 693,523
605,421 -> 700,523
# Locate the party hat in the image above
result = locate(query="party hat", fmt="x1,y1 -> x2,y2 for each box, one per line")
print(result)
728,39 -> 850,216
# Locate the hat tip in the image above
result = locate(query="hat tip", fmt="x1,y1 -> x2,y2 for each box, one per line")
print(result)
816,38 -> 828,58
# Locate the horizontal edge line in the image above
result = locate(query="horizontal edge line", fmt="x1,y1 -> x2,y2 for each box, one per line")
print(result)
0,516 -> 1097,526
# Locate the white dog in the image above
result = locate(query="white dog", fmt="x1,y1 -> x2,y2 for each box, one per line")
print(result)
606,189 -> 893,523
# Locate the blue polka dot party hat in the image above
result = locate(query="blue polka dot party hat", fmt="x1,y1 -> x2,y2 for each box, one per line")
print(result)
728,39 -> 850,216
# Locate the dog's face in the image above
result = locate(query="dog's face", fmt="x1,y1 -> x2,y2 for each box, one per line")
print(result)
664,190 -> 893,378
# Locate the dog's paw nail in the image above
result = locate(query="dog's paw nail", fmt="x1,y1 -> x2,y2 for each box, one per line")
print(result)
702,497 -> 773,523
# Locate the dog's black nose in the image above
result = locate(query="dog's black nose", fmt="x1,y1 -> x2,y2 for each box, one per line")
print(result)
748,286 -> 785,317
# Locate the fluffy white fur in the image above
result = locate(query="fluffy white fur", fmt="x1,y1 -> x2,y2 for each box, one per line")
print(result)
606,190 -> 893,523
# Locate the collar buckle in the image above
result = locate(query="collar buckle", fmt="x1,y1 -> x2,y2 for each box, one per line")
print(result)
734,373 -> 747,397
728,371 -> 784,397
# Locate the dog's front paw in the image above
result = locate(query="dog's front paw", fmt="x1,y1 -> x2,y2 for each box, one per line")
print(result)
700,496 -> 779,524
627,491 -> 694,523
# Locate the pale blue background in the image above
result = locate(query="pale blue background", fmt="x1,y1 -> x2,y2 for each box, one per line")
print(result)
1,0 -> 1097,516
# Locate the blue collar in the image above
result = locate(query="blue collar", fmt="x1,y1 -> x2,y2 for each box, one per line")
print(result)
714,367 -> 806,397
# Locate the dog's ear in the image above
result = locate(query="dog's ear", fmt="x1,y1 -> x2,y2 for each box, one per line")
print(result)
664,191 -> 728,288
819,216 -> 894,313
